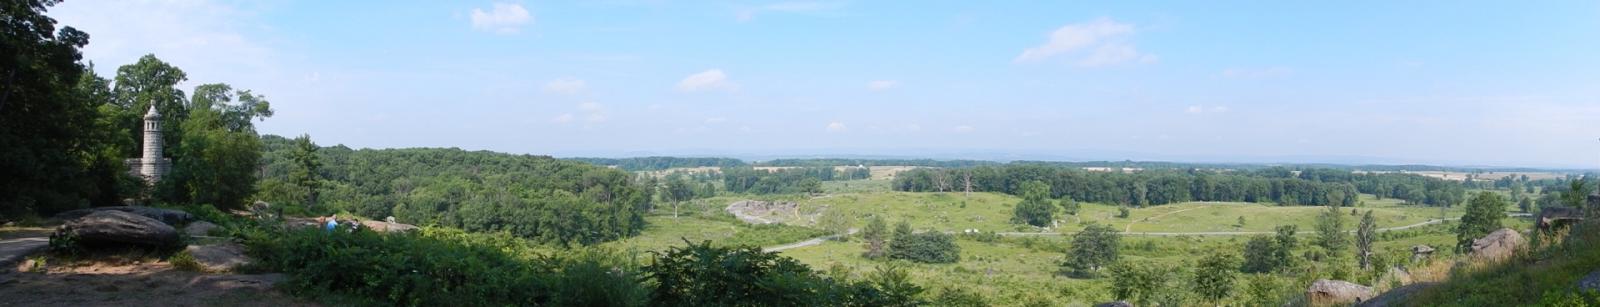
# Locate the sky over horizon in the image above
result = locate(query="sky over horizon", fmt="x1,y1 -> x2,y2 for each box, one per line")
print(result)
47,1 -> 1600,168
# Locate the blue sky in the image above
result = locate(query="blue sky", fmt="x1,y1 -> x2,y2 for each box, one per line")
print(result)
48,1 -> 1600,168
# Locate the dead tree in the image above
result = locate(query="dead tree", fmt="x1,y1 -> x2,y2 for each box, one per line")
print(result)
963,170 -> 973,197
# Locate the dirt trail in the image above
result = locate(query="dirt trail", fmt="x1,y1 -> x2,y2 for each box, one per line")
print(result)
0,262 -> 312,307
763,229 -> 857,252
1124,206 -> 1205,233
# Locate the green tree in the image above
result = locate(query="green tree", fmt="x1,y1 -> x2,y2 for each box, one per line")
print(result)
160,83 -> 272,209
662,176 -> 694,218
818,208 -> 854,241
1560,179 -> 1593,209
1012,180 -> 1056,227
0,0 -> 127,217
1315,204 -> 1349,258
1059,197 -> 1080,216
861,215 -> 888,259
1241,236 -> 1276,273
1064,223 -> 1121,276
1242,274 -> 1284,307
888,231 -> 961,263
1193,252 -> 1241,304
1356,210 -> 1377,269
1455,191 -> 1508,253
1109,260 -> 1171,305
288,134 -> 321,208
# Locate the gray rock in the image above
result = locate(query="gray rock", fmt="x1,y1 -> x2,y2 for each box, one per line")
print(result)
54,206 -> 194,226
60,210 -> 179,247
184,242 -> 251,272
1306,279 -> 1376,305
1093,301 -> 1133,307
1358,282 -> 1439,307
183,221 -> 220,237
1580,270 -> 1600,292
360,220 -> 419,233
0,237 -> 48,272
1469,228 -> 1525,262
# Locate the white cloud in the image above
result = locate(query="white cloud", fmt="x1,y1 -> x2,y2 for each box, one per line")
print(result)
676,69 -> 734,92
552,113 -> 575,123
1186,105 -> 1229,114
543,78 -> 586,95
471,3 -> 533,34
553,102 -> 606,124
952,125 -> 974,133
867,80 -> 899,90
578,101 -> 603,112
1015,17 -> 1154,67
1220,66 -> 1292,78
826,121 -> 848,133
737,1 -> 843,22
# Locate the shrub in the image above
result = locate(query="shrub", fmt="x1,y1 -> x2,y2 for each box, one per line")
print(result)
889,231 -> 961,264
169,250 -> 203,272
645,240 -> 921,306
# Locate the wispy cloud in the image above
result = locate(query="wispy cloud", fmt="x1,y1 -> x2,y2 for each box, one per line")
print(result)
1220,66 -> 1292,79
543,78 -> 586,95
471,3 -> 533,34
1015,17 -> 1155,67
737,1 -> 844,22
826,121 -> 848,133
676,69 -> 734,92
867,80 -> 899,91
1185,105 -> 1229,114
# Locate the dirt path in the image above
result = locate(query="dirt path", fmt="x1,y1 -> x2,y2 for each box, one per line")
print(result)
0,262 -> 312,307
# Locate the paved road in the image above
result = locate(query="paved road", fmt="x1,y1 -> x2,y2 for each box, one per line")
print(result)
763,229 -> 857,252
0,237 -> 49,271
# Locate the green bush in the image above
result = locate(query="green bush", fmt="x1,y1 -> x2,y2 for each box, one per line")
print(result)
169,250 -> 203,272
645,240 -> 923,306
889,231 -> 961,264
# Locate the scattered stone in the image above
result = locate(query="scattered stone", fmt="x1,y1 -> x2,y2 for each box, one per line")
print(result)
1358,282 -> 1438,307
1093,301 -> 1133,307
183,243 -> 251,272
60,210 -> 179,247
1410,245 -> 1434,263
54,206 -> 194,226
726,200 -> 802,224
360,220 -> 419,233
1580,270 -> 1600,292
183,221 -> 220,237
185,273 -> 285,292
1469,228 -> 1525,262
1306,279 -> 1376,306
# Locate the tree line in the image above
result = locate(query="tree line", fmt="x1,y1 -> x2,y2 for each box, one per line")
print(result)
720,166 -> 869,195
256,136 -> 653,245
565,157 -> 746,171
893,165 -> 1477,207
2,2 -> 272,219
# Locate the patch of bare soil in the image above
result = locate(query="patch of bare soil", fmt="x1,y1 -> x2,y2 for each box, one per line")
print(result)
0,260 -> 313,307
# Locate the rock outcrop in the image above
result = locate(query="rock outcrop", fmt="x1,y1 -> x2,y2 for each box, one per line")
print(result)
1536,206 -> 1584,230
183,221 -> 220,237
1469,228 -> 1525,262
184,243 -> 251,272
1358,282 -> 1438,307
55,206 -> 194,226
1409,245 -> 1434,263
360,220 -> 419,233
59,210 -> 179,247
1306,279 -> 1376,306
726,200 -> 801,224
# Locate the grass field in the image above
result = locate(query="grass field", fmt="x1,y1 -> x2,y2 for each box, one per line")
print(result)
610,181 -> 1537,306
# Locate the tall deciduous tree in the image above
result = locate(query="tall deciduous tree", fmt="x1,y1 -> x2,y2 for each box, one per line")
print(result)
1455,191 -> 1507,253
1064,223 -> 1121,276
1011,180 -> 1056,227
861,215 -> 888,259
161,83 -> 272,209
1356,210 -> 1377,269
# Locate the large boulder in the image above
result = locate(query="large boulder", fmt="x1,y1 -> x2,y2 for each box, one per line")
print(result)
60,210 -> 179,247
1469,228 -> 1525,262
1580,270 -> 1600,292
54,206 -> 194,226
1306,279 -> 1376,306
359,220 -> 419,233
183,221 -> 220,237
183,242 -> 251,272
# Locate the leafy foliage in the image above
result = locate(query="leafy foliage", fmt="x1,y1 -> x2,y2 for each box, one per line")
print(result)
1192,251 -> 1241,303
1011,181 -> 1056,227
1314,203 -> 1349,258
888,231 -> 961,264
257,137 -> 651,245
1064,223 -> 1121,276
645,240 -> 924,306
1456,191 -> 1508,252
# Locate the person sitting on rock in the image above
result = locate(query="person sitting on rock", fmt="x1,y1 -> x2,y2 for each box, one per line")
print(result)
325,215 -> 339,232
